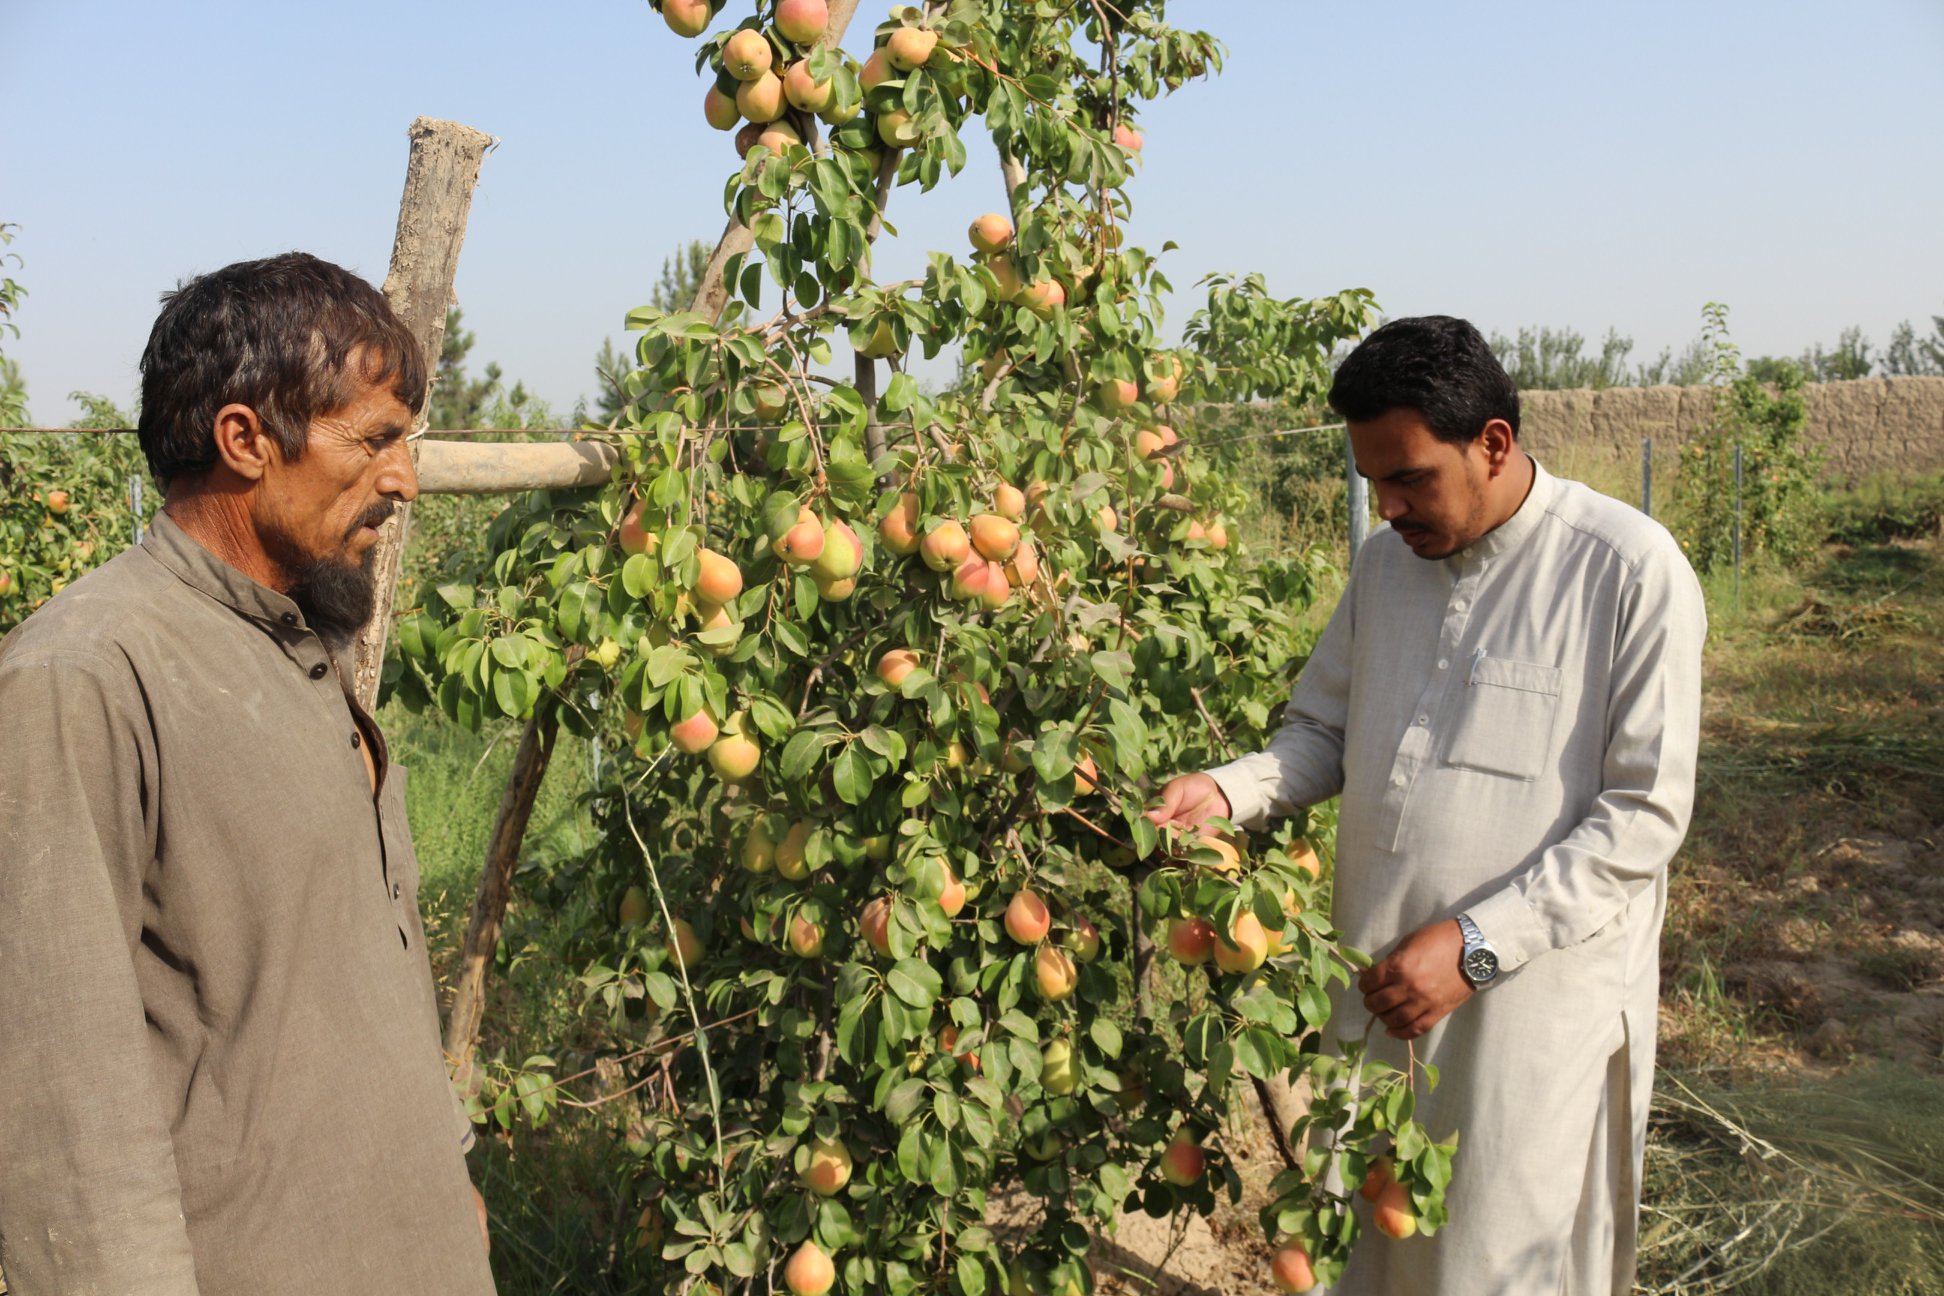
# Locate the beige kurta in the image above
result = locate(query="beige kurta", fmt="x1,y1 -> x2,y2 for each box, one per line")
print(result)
0,513 -> 494,1295
1210,462 -> 1704,1295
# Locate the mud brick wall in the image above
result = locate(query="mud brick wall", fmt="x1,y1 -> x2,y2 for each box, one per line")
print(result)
1518,376 -> 1944,484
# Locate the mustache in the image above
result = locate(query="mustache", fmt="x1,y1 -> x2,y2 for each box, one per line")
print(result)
345,502 -> 396,540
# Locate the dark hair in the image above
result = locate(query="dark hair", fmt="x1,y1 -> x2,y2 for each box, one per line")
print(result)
1328,315 -> 1519,445
137,252 -> 426,487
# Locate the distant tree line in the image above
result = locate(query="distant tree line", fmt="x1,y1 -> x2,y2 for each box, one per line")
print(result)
1489,311 -> 1944,391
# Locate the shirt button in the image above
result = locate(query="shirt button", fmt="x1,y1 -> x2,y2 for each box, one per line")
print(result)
392,882 -> 403,901
1392,774 -> 1406,788
1417,715 -> 1429,725
351,731 -> 362,749
281,612 -> 297,626
1437,658 -> 1450,670
309,662 -> 328,680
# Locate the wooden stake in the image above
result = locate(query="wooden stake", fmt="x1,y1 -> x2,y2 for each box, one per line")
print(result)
350,117 -> 496,713
443,704 -> 558,1097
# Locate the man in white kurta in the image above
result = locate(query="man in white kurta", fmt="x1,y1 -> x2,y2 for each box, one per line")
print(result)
1151,317 -> 1705,1294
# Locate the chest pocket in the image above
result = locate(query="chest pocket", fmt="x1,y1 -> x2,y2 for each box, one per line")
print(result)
1443,656 -> 1564,781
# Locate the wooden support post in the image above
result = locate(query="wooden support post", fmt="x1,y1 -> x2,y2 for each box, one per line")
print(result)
438,0 -> 869,1087
350,117 -> 495,713
443,704 -> 558,1096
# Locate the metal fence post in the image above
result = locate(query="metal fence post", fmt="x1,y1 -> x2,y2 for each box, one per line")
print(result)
1346,431 -> 1370,564
129,473 -> 144,546
1733,443 -> 1743,607
1641,438 -> 1652,517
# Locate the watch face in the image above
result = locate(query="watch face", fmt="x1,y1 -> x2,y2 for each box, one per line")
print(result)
1463,948 -> 1499,984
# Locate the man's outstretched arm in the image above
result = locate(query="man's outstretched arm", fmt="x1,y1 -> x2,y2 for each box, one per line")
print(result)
1150,573 -> 1355,835
0,651 -> 202,1295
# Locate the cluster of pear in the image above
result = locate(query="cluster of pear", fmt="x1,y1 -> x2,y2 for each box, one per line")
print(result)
998,886 -> 1102,1005
1162,837 -> 1321,974
616,496 -> 766,781
964,212 -> 1067,319
877,477 -> 1051,614
660,0 -> 853,157
662,0 -> 957,167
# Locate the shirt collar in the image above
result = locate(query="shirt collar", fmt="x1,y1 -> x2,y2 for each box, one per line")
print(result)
1456,456 -> 1554,565
142,508 -> 312,631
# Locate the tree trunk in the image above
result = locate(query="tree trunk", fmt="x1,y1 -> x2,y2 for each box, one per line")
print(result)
350,117 -> 496,713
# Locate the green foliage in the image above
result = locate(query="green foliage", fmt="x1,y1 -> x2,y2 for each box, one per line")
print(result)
410,3 -> 1442,1290
1,224 -> 27,428
1487,325 -> 1638,390
1884,315 -> 1944,377
1672,365 -> 1821,576
1820,469 -> 1944,546
0,389 -> 150,632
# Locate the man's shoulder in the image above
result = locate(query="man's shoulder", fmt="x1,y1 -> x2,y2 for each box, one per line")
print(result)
1541,474 -> 1692,579
0,545 -> 205,679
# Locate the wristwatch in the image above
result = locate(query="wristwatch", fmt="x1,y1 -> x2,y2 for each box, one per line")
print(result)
1455,913 -> 1499,988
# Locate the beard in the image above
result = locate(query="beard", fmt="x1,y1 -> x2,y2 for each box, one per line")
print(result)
292,546 -> 380,649
266,503 -> 394,651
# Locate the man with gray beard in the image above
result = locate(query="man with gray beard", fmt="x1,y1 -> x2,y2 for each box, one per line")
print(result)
0,253 -> 496,1294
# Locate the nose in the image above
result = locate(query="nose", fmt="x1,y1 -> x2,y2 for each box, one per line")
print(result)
380,434 -> 420,504
1373,484 -> 1408,522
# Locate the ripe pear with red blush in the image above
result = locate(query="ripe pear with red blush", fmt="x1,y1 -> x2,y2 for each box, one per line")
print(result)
800,1135 -> 852,1196
706,714 -> 762,782
783,60 -> 833,112
736,70 -> 786,122
1271,1241 -> 1318,1293
722,28 -> 773,79
787,913 -> 825,958
968,213 -> 1013,254
1167,916 -> 1215,965
1159,1134 -> 1205,1186
1034,943 -> 1078,1001
885,26 -> 937,69
774,0 -> 827,44
1373,1180 -> 1418,1239
859,895 -> 893,957
694,547 -> 743,605
666,918 -> 704,970
784,1241 -> 836,1296
879,491 -> 921,554
933,862 -> 967,917
704,85 -> 739,130
771,506 -> 826,565
1005,888 -> 1051,944
670,708 -> 719,754
1212,912 -> 1270,973
969,513 -> 1020,562
662,0 -> 711,37
920,519 -> 969,572
875,647 -> 921,688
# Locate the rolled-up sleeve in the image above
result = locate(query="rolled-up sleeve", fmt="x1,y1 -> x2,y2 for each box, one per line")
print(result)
0,650 -> 202,1294
1463,546 -> 1707,972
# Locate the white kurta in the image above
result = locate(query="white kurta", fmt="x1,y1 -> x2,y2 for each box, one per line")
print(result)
1209,462 -> 1705,1295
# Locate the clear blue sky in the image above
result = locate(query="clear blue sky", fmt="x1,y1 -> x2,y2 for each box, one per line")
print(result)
5,0 -> 1940,424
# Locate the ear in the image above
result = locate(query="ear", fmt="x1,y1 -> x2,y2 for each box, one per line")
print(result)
1477,418 -> 1517,476
210,404 -> 279,482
